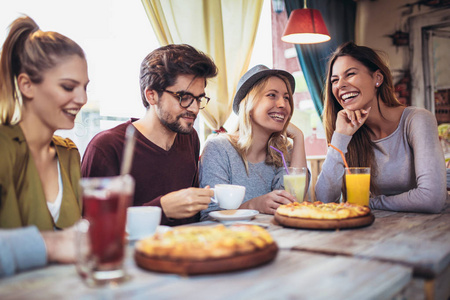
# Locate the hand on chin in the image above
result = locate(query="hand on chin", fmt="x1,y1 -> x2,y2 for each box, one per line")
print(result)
336,107 -> 371,136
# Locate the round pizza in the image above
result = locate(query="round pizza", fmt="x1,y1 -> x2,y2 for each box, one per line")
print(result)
135,224 -> 276,261
276,201 -> 371,220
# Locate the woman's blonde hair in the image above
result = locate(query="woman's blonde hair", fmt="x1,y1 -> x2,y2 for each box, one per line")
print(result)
0,16 -> 85,125
322,42 -> 403,193
228,75 -> 294,173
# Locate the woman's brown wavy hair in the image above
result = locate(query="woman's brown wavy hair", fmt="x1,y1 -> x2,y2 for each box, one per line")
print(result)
322,42 -> 403,194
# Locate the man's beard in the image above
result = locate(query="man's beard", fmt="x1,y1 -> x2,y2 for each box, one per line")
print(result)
159,110 -> 196,134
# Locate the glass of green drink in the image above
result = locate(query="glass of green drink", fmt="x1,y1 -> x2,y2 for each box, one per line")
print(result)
283,167 -> 307,203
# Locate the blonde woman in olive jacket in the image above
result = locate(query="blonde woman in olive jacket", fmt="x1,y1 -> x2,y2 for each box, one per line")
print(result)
0,16 -> 89,230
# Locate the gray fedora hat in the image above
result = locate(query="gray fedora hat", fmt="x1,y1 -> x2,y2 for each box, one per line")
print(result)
232,64 -> 295,114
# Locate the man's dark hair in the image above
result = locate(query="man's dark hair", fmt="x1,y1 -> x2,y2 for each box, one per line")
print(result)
139,44 -> 218,108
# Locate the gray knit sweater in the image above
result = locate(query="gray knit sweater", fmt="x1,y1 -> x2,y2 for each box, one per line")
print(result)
315,106 -> 447,213
199,135 -> 285,220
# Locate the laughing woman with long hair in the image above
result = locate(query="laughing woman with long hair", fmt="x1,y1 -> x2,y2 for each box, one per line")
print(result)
199,65 -> 309,218
315,42 -> 446,213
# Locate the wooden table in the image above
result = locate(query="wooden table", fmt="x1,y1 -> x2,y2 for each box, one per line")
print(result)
0,248 -> 411,300
1,198 -> 449,299
252,197 -> 450,300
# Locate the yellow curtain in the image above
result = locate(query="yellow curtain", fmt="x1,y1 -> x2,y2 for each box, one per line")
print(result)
141,0 -> 173,45
141,0 -> 263,131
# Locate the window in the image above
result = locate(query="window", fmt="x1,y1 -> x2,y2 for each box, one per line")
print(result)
246,1 -> 328,157
1,0 -> 159,156
1,0 -> 325,157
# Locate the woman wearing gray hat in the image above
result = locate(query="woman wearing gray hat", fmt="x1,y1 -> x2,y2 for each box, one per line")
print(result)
199,65 -> 309,218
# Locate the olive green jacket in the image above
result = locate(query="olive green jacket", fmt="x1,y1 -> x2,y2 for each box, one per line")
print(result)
0,125 -> 82,230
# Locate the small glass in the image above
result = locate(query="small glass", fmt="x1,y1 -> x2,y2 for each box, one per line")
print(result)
345,167 -> 371,206
283,167 -> 307,203
76,175 -> 134,287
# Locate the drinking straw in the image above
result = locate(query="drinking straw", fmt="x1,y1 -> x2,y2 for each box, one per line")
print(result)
269,146 -> 289,175
120,124 -> 136,175
328,143 -> 351,173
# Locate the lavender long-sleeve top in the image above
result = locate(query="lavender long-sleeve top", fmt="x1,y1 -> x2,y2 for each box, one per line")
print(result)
315,107 -> 447,213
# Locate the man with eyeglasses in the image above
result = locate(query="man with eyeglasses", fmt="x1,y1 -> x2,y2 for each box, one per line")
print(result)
81,44 -> 218,226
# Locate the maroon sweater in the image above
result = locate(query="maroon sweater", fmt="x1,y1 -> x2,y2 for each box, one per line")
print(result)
81,119 -> 200,226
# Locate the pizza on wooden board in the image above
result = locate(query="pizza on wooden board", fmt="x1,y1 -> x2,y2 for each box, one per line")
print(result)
276,201 -> 371,220
134,224 -> 278,272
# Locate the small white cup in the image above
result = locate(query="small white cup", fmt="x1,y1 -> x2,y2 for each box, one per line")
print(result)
126,206 -> 161,240
211,184 -> 246,209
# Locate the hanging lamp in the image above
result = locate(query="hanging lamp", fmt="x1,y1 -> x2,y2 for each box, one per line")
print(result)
281,0 -> 330,44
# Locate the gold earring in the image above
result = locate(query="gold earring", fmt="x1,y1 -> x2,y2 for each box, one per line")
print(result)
14,76 -> 24,105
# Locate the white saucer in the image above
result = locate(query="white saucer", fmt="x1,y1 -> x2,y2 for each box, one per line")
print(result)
128,225 -> 172,241
209,209 -> 259,221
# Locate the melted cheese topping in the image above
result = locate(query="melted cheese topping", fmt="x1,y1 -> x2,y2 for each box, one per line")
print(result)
136,224 -> 274,260
277,201 -> 370,220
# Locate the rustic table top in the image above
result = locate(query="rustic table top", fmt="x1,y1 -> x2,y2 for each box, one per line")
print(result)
250,198 -> 450,279
0,248 -> 411,300
2,199 -> 449,299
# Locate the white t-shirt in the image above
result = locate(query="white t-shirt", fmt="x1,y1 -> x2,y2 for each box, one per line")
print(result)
46,160 -> 63,223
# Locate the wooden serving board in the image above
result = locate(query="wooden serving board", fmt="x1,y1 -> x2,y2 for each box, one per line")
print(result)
134,243 -> 278,275
274,212 -> 375,230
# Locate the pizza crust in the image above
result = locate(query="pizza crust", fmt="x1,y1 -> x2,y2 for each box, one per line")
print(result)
135,224 -> 275,261
276,201 -> 371,220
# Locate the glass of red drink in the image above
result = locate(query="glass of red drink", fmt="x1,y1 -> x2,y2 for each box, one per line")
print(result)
76,175 -> 134,287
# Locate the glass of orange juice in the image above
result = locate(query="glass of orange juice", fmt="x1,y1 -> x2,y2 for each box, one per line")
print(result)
345,167 -> 370,206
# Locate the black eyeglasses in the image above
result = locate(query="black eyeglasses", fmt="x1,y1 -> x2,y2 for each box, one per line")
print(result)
163,90 -> 210,109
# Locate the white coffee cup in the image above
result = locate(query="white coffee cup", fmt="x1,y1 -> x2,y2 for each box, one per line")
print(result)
126,206 -> 161,240
211,184 -> 246,209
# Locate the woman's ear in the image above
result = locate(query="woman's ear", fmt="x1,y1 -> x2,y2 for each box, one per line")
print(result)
375,70 -> 384,87
17,73 -> 34,99
145,88 -> 158,106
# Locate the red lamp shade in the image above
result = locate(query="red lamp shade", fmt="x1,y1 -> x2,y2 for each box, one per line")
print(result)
282,8 -> 330,44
